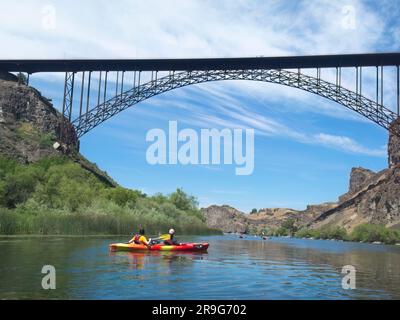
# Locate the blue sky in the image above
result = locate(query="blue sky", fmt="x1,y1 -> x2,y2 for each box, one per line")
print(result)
1,0 -> 399,212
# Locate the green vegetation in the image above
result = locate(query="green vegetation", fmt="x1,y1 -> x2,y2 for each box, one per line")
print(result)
350,224 -> 400,245
39,133 -> 56,147
273,218 -> 298,236
16,123 -> 56,147
255,218 -> 400,245
250,208 -> 257,214
0,156 -> 220,235
293,224 -> 400,245
295,226 -> 348,240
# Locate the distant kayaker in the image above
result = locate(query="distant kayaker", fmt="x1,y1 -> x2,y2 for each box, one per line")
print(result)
129,226 -> 150,247
164,228 -> 179,245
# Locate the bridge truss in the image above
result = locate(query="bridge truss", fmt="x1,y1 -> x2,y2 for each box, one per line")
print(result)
70,68 -> 399,138
1,53 -> 399,142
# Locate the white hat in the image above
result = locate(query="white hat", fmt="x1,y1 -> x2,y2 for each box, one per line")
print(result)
169,228 -> 175,235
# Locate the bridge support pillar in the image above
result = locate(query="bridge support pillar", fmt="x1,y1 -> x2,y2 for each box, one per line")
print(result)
60,72 -> 75,144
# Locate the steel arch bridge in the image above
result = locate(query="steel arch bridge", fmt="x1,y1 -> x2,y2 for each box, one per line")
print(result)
71,68 -> 398,138
1,53 -> 400,143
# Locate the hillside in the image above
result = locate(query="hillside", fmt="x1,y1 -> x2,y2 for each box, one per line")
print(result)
0,74 -> 216,235
202,119 -> 400,238
201,204 -> 335,234
0,76 -> 117,187
308,119 -> 400,232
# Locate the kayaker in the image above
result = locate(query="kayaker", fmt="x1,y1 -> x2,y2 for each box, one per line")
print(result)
164,228 -> 179,245
129,226 -> 150,247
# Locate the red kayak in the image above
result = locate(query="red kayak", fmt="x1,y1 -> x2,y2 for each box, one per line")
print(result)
109,242 -> 209,252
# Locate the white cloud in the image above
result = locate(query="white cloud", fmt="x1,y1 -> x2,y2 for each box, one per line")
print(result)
0,0 -> 387,58
0,0 -> 393,158
312,133 -> 386,157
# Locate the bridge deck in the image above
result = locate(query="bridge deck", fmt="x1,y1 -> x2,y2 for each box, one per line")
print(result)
0,53 -> 399,73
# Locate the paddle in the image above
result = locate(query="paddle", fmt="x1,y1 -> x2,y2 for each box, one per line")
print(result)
153,234 -> 181,246
126,233 -> 171,245
156,234 -> 170,241
148,234 -> 169,245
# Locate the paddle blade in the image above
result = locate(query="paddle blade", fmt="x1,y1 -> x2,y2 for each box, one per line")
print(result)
157,234 -> 170,240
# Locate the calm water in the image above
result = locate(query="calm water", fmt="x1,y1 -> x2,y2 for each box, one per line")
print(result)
0,234 -> 400,299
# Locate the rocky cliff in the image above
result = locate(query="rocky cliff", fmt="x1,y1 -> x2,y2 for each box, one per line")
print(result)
202,205 -> 248,233
0,75 -> 117,187
202,204 -> 314,234
0,77 -> 77,162
203,118 -> 400,233
388,118 -> 400,168
201,203 -> 336,234
308,119 -> 400,231
310,165 -> 400,231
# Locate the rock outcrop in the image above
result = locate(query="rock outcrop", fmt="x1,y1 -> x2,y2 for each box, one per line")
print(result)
202,205 -> 248,233
310,166 -> 400,231
204,118 -> 400,233
0,77 -> 117,187
0,78 -> 77,163
309,118 -> 400,231
202,205 -> 311,234
389,118 -> 400,168
338,167 -> 376,202
201,203 -> 339,234
248,207 -> 306,230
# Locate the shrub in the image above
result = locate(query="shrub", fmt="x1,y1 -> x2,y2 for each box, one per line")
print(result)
16,122 -> 38,140
0,167 -> 43,208
274,218 -> 298,236
39,133 -> 55,147
274,227 -> 289,236
0,156 -> 217,235
350,224 -> 400,245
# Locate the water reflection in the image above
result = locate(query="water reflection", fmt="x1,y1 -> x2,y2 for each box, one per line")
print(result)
109,251 -> 208,273
0,235 -> 399,299
216,236 -> 399,299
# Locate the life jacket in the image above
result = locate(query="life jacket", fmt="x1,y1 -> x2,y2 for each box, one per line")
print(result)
133,234 -> 142,244
164,235 -> 177,245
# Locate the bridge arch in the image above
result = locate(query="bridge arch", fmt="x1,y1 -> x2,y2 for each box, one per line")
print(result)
72,69 -> 398,138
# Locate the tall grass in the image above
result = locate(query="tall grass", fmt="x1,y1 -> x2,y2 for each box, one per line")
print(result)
0,199 -> 219,236
0,156 -> 220,236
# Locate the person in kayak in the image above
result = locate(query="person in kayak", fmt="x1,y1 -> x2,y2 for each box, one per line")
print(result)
138,224 -> 145,235
164,228 -> 179,245
129,226 -> 150,247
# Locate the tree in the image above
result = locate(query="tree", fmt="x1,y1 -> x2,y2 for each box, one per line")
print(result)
0,168 -> 41,208
250,208 -> 257,214
170,188 -> 198,211
281,218 -> 297,236
105,187 -> 141,207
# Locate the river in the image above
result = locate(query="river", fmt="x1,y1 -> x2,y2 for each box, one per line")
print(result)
0,234 -> 399,299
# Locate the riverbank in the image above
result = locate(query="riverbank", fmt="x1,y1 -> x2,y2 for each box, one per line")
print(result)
260,223 -> 400,245
0,207 -> 221,236
0,156 -> 221,236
